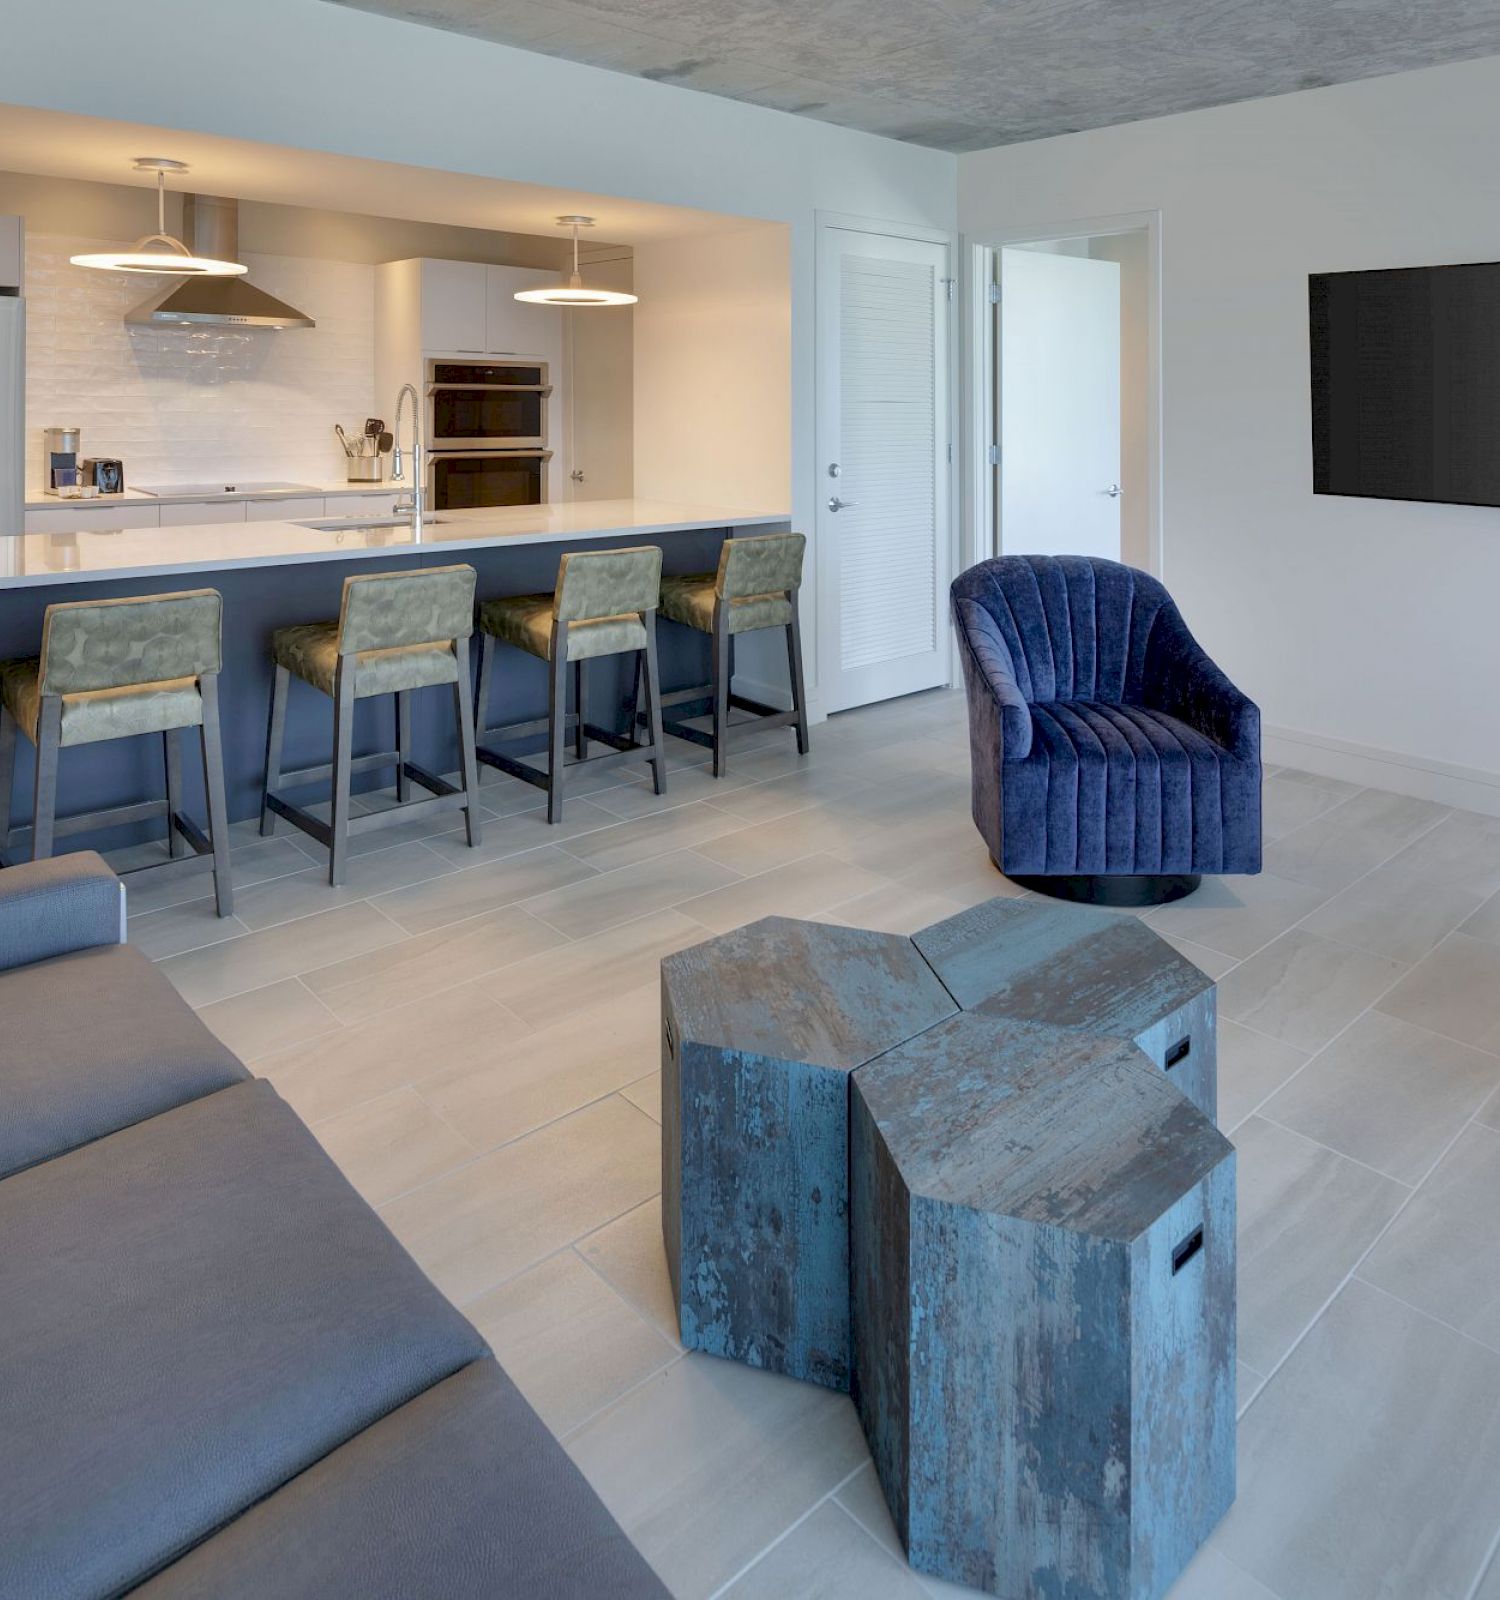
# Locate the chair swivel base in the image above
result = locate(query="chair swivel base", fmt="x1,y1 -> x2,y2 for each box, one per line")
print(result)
1008,871 -> 1203,907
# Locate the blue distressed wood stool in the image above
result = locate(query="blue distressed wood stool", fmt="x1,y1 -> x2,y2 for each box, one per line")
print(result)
660,915 -> 956,1390
913,896 -> 1220,1121
851,1011 -> 1236,1600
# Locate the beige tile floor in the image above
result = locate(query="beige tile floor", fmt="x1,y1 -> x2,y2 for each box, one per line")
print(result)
123,686 -> 1500,1600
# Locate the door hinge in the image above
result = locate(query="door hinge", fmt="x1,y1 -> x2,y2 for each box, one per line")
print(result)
988,282 -> 1001,304
947,442 -> 953,464
943,277 -> 955,302
987,444 -> 1001,466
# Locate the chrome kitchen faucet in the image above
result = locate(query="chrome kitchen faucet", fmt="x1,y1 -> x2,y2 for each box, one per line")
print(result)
391,382 -> 425,536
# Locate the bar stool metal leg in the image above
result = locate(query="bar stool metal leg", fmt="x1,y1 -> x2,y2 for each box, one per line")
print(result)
164,728 -> 187,858
261,664 -> 290,837
31,694 -> 62,862
642,614 -> 667,796
396,691 -> 413,803
547,625 -> 568,826
452,639 -> 483,849
787,608 -> 811,756
574,660 -> 588,761
199,674 -> 235,917
711,604 -> 731,780
0,704 -> 15,862
329,664 -> 356,888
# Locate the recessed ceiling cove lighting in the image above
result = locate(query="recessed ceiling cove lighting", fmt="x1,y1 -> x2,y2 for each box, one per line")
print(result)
71,158 -> 248,277
515,216 -> 637,307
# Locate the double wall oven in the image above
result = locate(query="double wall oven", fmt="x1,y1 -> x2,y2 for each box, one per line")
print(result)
425,358 -> 553,509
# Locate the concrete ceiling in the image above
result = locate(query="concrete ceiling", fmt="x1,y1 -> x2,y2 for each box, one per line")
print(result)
323,0 -> 1500,152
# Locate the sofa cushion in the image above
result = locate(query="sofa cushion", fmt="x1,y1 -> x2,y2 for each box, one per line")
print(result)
0,1079 -> 487,1600
0,941 -> 248,1179
130,1359 -> 670,1600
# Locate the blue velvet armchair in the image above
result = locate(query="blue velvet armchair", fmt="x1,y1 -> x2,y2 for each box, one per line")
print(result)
952,555 -> 1261,903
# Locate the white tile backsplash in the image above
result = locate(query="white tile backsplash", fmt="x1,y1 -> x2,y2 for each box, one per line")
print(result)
25,236 -> 376,489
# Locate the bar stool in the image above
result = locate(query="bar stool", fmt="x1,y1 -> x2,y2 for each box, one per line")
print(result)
260,565 -> 482,887
0,589 -> 233,914
656,531 -> 810,777
475,545 -> 666,824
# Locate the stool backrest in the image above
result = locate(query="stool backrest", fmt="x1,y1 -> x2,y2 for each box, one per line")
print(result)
716,532 -> 805,600
39,589 -> 222,696
554,546 -> 663,623
338,565 -> 477,655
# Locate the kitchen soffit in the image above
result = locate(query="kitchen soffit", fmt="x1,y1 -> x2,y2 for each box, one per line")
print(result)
322,0 -> 1500,152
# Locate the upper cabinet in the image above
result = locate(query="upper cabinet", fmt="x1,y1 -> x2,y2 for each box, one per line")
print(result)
419,259 -> 489,355
392,257 -> 562,360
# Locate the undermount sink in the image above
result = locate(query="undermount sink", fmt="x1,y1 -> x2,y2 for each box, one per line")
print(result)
292,514 -> 450,531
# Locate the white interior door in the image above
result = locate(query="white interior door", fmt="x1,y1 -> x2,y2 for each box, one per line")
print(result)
998,247 -> 1121,560
816,224 -> 951,713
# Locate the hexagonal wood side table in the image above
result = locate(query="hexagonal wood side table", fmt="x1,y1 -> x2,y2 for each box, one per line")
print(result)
851,1011 -> 1236,1600
913,896 -> 1219,1121
660,916 -> 957,1390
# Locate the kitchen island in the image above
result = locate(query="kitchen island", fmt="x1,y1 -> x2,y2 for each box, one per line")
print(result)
0,499 -> 792,847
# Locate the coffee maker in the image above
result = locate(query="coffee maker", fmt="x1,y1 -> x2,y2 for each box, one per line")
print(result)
43,427 -> 81,494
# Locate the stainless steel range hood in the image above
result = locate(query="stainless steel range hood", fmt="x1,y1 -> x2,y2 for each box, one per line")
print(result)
125,196 -> 314,329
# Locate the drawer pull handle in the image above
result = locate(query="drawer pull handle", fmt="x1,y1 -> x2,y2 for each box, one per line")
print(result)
1165,1036 -> 1191,1070
1172,1226 -> 1205,1275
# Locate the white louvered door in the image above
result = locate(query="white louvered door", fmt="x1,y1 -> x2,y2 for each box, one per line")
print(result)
816,223 -> 951,713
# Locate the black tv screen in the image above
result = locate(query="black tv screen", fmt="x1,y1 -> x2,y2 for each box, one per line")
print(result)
1310,261 -> 1500,508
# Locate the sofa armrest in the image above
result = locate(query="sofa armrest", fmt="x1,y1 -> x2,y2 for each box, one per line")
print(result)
954,597 -> 1033,760
1142,604 -> 1260,758
0,851 -> 125,974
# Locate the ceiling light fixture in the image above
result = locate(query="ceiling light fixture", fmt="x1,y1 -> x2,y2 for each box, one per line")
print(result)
515,215 -> 636,307
71,158 -> 248,277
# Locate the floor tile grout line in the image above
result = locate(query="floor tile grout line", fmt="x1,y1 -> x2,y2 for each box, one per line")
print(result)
1353,1273 -> 1500,1364
704,1461 -> 873,1600
1239,1092 -> 1495,1419
1249,1112 -> 1419,1190
1463,1518 -> 1500,1600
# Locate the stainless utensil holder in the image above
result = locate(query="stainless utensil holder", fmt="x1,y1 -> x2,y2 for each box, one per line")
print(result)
346,458 -> 383,483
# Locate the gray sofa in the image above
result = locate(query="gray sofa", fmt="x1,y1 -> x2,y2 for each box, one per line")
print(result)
0,852 -> 668,1600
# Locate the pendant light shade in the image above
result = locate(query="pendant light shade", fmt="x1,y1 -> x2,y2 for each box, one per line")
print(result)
71,159 -> 248,277
515,216 -> 637,307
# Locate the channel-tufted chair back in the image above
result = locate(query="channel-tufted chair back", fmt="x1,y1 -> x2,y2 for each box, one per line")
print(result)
950,555 -> 1175,707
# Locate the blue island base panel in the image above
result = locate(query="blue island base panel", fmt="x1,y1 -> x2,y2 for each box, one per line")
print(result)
0,529 -> 729,852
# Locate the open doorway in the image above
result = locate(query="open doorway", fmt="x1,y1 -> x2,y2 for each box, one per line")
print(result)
971,216 -> 1159,574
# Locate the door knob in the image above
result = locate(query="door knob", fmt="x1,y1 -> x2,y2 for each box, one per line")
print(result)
1102,483 -> 1122,498
827,496 -> 854,512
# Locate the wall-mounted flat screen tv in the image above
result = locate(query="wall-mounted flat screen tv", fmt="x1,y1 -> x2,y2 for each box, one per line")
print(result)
1310,261 -> 1500,508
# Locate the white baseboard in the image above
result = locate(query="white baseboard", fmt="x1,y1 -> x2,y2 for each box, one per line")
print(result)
1264,723 -> 1500,818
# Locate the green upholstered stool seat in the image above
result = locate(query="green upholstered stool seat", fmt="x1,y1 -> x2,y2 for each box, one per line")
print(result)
260,566 -> 482,887
654,531 -> 810,778
658,575 -> 793,635
477,595 -> 648,662
1,660 -> 203,747
271,622 -> 460,700
475,546 -> 666,824
0,589 -> 233,916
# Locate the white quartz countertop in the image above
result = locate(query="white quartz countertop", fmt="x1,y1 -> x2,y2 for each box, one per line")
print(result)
0,500 -> 791,589
22,479 -> 405,510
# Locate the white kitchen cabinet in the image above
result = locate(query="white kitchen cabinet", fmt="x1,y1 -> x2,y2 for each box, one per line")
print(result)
246,495 -> 324,521
23,502 -> 160,534
334,492 -> 404,517
159,500 -> 247,527
421,258 -> 488,355
485,266 -> 563,358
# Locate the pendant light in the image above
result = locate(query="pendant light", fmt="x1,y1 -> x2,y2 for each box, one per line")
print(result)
71,158 -> 247,277
514,215 -> 636,307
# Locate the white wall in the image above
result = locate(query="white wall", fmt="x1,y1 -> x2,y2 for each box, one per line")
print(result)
0,0 -> 956,719
961,54 -> 1500,803
632,225 -> 791,510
